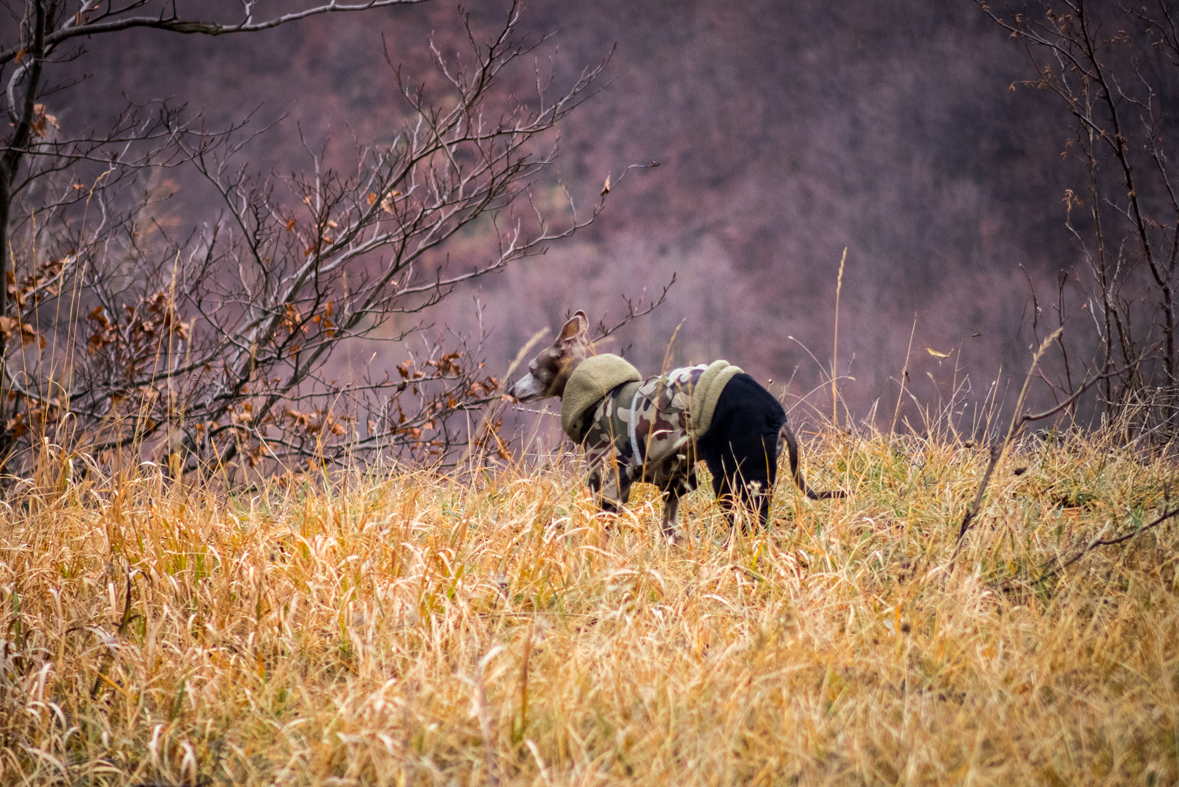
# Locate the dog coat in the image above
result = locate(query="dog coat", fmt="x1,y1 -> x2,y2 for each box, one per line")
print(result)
561,355 -> 743,508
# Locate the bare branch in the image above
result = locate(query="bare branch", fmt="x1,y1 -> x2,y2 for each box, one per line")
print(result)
0,0 -> 431,67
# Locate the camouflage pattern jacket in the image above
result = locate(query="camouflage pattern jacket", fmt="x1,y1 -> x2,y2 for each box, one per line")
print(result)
566,360 -> 742,509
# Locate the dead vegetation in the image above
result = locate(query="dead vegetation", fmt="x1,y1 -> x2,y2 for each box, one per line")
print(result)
1,422 -> 1175,785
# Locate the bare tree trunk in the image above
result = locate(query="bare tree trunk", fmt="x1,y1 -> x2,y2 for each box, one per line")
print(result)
0,0 -> 47,458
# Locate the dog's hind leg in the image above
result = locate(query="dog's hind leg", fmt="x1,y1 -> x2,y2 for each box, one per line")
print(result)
709,469 -> 739,528
735,453 -> 777,530
751,435 -> 780,528
702,435 -> 778,530
741,479 -> 774,530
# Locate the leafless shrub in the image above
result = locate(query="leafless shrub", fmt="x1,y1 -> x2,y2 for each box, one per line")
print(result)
980,0 -> 1179,441
1,0 -> 621,480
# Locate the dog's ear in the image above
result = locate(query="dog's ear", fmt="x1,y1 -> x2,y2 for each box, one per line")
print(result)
557,311 -> 589,347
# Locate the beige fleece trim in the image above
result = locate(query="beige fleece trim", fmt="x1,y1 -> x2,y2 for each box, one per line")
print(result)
688,360 -> 743,439
560,354 -> 642,441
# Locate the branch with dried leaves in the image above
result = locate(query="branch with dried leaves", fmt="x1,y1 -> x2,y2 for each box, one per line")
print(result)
1,0 -> 625,479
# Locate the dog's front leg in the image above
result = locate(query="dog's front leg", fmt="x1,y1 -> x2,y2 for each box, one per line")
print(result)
588,459 -> 632,518
660,491 -> 684,543
598,497 -> 621,515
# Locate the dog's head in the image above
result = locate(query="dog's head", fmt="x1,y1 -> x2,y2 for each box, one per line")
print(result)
507,311 -> 591,403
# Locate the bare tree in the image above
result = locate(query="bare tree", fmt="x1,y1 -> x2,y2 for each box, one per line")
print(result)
1,0 -> 621,478
979,0 -> 1179,439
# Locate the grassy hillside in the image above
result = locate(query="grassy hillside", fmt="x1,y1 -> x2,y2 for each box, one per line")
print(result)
1,428 -> 1176,785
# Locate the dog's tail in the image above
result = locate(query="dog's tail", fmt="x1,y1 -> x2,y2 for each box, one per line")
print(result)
778,422 -> 845,500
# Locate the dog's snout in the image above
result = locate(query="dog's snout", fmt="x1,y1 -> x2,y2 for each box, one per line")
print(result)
508,371 -> 546,403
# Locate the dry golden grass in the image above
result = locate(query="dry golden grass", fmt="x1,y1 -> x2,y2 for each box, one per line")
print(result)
1,428 -> 1177,786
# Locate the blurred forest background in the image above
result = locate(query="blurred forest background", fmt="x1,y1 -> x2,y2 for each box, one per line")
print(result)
9,0 -> 1149,470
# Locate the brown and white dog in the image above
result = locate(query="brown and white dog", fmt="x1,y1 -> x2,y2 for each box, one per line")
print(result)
507,311 -> 842,537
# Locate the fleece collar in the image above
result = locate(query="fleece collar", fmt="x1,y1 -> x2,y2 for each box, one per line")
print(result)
560,354 -> 642,442
689,360 -> 744,439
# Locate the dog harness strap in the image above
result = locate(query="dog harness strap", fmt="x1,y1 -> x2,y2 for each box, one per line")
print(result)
628,386 -> 647,463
